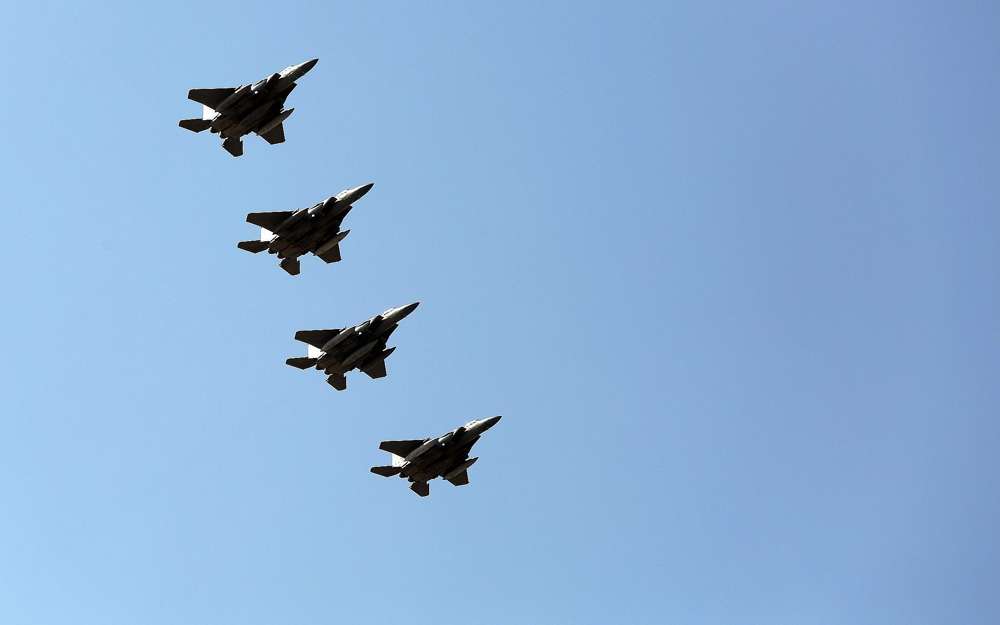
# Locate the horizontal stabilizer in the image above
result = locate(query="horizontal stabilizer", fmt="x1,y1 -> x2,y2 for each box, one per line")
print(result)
446,470 -> 470,487
378,439 -> 426,458
410,482 -> 430,497
179,118 -> 212,133
246,211 -> 293,232
286,357 -> 317,369
260,123 -> 285,145
294,329 -> 340,348
188,87 -> 236,109
370,465 -> 401,477
237,240 -> 268,253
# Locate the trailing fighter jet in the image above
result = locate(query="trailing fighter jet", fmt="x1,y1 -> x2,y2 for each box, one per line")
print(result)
370,416 -> 502,497
178,58 -> 318,157
286,302 -> 419,391
238,183 -> 373,275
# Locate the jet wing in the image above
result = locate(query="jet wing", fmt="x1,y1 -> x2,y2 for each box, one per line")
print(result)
379,439 -> 427,457
446,470 -> 470,486
259,123 -> 285,145
246,211 -> 292,231
294,329 -> 341,348
361,357 -> 386,379
316,243 -> 342,264
188,87 -> 236,109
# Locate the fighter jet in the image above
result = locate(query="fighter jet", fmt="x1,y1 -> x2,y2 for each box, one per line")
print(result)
286,302 -> 419,390
370,416 -> 502,497
179,58 -> 318,157
237,183 -> 373,275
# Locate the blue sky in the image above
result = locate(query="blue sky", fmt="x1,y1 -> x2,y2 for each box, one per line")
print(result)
1,2 -> 998,623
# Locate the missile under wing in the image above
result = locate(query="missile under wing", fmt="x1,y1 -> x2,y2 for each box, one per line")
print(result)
178,58 -> 318,157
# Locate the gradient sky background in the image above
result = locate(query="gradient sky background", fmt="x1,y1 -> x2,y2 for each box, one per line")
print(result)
1,2 -> 998,624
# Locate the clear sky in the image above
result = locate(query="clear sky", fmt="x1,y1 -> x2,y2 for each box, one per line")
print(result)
1,2 -> 998,624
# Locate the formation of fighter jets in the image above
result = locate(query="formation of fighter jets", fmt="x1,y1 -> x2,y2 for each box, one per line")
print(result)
179,60 -> 500,497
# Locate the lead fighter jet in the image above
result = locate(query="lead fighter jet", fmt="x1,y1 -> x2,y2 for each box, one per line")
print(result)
238,183 -> 373,275
371,416 -> 502,497
286,302 -> 419,390
179,58 -> 318,157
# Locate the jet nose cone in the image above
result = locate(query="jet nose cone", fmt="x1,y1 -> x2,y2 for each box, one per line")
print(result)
331,183 -> 374,208
479,415 -> 502,431
347,182 -> 374,201
383,301 -> 419,324
288,58 -> 318,79
388,301 -> 420,322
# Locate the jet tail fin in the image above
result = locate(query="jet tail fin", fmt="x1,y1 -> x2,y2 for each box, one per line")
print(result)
179,118 -> 212,133
280,257 -> 300,275
285,357 -> 317,369
237,240 -> 268,253
370,465 -> 402,477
